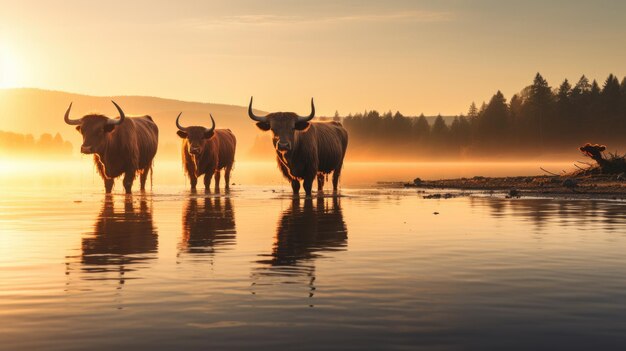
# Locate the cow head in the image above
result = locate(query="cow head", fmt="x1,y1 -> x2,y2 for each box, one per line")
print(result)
64,101 -> 126,154
175,113 -> 216,156
248,97 -> 315,153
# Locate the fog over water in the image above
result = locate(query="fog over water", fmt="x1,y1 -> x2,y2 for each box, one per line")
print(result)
0,158 -> 576,189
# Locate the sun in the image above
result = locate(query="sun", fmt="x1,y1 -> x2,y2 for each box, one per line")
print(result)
0,45 -> 22,88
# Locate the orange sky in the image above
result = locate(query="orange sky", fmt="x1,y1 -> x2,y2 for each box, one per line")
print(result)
1,0 -> 625,116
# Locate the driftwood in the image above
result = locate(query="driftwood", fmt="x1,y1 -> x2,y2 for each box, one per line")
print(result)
576,143 -> 626,175
540,167 -> 560,176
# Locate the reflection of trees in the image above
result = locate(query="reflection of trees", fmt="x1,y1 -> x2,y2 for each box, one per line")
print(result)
252,197 -> 348,300
67,195 -> 157,288
471,197 -> 626,231
179,196 -> 236,258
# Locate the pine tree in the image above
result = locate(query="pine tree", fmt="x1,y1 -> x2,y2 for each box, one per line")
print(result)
602,74 -> 621,115
571,75 -> 591,97
521,73 -> 555,146
467,102 -> 478,120
557,79 -> 572,103
476,91 -> 510,147
333,110 -> 341,122
431,115 -> 449,148
412,114 -> 430,143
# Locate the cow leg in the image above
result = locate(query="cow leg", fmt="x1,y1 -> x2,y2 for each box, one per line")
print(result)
104,178 -> 114,193
291,179 -> 301,196
139,168 -> 149,191
204,172 -> 212,191
303,176 -> 314,198
189,175 -> 198,190
224,166 -> 232,190
332,169 -> 341,193
317,174 -> 325,193
214,170 -> 221,191
123,171 -> 135,194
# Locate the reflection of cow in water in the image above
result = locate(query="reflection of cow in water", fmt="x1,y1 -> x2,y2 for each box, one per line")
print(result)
252,197 -> 347,299
77,195 -> 157,286
180,196 -> 236,256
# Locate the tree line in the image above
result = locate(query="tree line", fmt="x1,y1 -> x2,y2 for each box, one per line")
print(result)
0,131 -> 72,156
335,73 -> 626,159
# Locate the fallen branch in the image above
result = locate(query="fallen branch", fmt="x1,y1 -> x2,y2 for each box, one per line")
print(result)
540,167 -> 560,176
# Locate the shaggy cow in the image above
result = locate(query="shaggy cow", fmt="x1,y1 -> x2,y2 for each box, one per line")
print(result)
64,101 -> 159,194
248,97 -> 348,197
176,113 -> 236,191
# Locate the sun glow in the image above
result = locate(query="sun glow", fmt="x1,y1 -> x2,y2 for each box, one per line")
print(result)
0,44 -> 22,88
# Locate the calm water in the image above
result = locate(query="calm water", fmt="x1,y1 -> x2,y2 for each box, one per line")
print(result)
1,161 -> 626,350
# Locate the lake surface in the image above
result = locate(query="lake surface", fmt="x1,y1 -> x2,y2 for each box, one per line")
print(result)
1,161 -> 626,350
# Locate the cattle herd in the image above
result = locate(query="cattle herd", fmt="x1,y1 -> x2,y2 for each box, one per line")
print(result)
64,98 -> 348,197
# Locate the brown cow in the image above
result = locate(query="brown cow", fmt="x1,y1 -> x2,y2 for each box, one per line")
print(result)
176,113 -> 236,191
64,101 -> 159,194
248,97 -> 348,197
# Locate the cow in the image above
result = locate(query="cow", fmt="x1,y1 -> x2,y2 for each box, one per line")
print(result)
175,113 -> 236,191
247,97 -> 348,197
248,97 -> 348,197
64,101 -> 159,194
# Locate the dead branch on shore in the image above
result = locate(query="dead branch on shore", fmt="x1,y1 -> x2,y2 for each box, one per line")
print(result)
575,143 -> 626,176
540,167 -> 560,176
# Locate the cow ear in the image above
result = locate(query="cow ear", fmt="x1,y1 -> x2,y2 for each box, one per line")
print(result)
75,126 -> 81,132
256,122 -> 270,131
104,124 -> 115,133
295,121 -> 310,131
177,130 -> 188,139
203,130 -> 215,139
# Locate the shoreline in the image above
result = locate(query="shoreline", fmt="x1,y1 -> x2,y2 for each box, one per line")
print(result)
393,174 -> 626,201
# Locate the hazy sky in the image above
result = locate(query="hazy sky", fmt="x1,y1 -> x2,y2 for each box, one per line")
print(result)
1,0 -> 625,115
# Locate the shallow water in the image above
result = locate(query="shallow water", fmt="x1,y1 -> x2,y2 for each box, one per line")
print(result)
1,162 -> 626,350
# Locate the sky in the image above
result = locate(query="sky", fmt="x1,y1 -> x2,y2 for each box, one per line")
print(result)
0,0 -> 625,116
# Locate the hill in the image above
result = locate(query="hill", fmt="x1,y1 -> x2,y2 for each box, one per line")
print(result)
0,88 -> 271,159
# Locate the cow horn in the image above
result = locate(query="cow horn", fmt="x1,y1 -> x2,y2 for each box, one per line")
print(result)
175,112 -> 187,131
207,114 -> 216,133
64,102 -> 81,125
296,98 -> 315,123
248,96 -> 268,122
107,100 -> 126,125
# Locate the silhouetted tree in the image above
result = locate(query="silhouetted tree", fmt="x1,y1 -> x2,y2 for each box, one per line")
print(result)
333,110 -> 341,122
0,131 -> 73,156
412,114 -> 430,145
337,73 -> 626,159
602,74 -> 621,136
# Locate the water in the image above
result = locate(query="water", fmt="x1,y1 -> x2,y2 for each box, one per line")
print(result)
1,161 -> 626,350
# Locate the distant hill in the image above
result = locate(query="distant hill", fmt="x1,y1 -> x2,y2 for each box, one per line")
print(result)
0,88 -> 270,159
